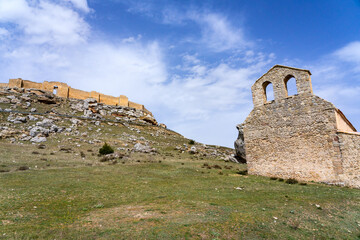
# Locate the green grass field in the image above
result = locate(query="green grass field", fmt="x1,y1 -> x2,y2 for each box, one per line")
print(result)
0,110 -> 359,240
0,142 -> 359,239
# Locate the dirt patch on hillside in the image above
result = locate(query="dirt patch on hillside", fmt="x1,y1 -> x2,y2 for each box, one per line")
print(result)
75,203 -> 215,230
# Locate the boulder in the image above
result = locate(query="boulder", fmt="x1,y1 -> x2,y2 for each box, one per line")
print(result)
36,118 -> 53,128
28,115 -> 38,121
6,95 -> 15,99
83,109 -> 93,117
13,117 -> 27,124
38,94 -> 56,104
234,124 -> 246,163
140,114 -> 158,125
189,146 -> 197,154
99,110 -> 107,116
71,103 -> 84,112
0,129 -> 17,138
222,154 -> 240,163
30,126 -> 49,137
133,143 -> 156,153
10,98 -> 21,104
84,98 -> 97,109
30,136 -> 47,143
84,98 -> 97,104
0,97 -> 10,103
70,118 -> 82,125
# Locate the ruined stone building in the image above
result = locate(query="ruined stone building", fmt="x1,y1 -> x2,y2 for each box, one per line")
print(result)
242,65 -> 360,188
0,78 -> 151,114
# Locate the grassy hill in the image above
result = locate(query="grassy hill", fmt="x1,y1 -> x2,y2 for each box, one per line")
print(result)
0,87 -> 359,239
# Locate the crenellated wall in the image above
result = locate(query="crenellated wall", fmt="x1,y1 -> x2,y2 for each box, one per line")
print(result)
4,78 -> 150,113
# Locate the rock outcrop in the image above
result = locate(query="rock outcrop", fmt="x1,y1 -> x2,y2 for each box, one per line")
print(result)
234,124 -> 246,163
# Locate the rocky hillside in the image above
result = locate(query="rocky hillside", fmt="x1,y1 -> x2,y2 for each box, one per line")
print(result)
0,86 -> 237,172
1,86 -> 359,240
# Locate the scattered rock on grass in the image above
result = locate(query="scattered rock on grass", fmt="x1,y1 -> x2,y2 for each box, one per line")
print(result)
133,143 -> 157,153
30,136 -> 47,143
99,152 -> 125,162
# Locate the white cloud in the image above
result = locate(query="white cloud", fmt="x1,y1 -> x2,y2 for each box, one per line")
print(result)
0,40 -> 167,101
334,41 -> 360,63
0,0 -> 89,45
308,41 -> 360,131
124,3 -> 250,52
0,27 -> 9,38
65,0 -> 91,12
162,10 -> 250,52
0,0 -> 274,147
191,13 -> 249,52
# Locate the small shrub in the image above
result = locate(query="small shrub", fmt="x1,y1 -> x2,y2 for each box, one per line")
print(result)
278,178 -> 284,182
37,144 -> 46,149
285,178 -> 299,184
299,182 -> 307,186
213,165 -> 222,169
188,139 -> 195,145
270,177 -> 278,180
99,143 -> 114,155
18,166 -> 29,171
31,151 -> 39,155
80,151 -> 86,158
237,170 -> 248,175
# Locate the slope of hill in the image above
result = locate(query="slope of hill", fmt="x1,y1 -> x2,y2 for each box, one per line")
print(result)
0,86 -> 359,239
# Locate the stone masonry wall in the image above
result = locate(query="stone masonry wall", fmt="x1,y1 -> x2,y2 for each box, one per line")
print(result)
244,95 -> 342,183
337,132 -> 360,188
252,65 -> 313,107
5,78 -> 148,113
243,65 -> 360,188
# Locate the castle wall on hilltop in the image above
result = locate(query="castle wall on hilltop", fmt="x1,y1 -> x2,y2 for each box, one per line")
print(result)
243,65 -> 360,188
4,78 -> 151,114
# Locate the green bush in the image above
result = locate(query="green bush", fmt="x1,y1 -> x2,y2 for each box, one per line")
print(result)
99,143 -> 114,155
188,139 -> 195,145
285,178 -> 299,184
237,170 -> 248,175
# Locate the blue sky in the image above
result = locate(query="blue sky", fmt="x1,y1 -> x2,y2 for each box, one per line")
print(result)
0,0 -> 360,147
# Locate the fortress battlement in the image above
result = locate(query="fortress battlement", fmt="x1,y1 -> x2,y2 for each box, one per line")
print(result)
0,78 -> 151,114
